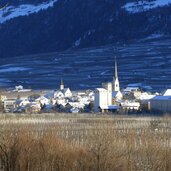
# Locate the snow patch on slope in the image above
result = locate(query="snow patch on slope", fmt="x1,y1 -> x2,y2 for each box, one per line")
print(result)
0,0 -> 58,23
123,0 -> 171,13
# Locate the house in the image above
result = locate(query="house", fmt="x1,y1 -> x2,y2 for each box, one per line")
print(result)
4,99 -> 16,112
76,91 -> 87,96
77,95 -> 90,105
14,85 -> 32,92
135,92 -> 156,101
87,91 -> 95,101
35,96 -> 49,105
123,86 -> 140,93
56,98 -> 67,106
98,105 -> 119,113
69,102 -> 85,109
123,83 -> 152,93
121,101 -> 140,110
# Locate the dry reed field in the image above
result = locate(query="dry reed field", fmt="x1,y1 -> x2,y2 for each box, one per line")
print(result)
0,113 -> 170,171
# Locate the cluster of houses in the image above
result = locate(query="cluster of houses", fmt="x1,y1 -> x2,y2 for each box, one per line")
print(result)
0,58 -> 171,114
1,81 -> 94,114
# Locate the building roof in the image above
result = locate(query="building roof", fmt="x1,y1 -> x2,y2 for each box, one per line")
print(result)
151,96 -> 171,101
62,88 -> 71,94
112,91 -> 121,96
163,89 -> 171,96
100,105 -> 119,110
124,87 -> 139,92
96,88 -> 107,92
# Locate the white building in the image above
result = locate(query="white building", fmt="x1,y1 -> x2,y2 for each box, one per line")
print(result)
14,85 -> 32,92
77,95 -> 90,104
136,92 -> 156,101
102,82 -> 112,105
123,86 -> 139,93
4,99 -> 16,112
121,101 -> 140,110
94,88 -> 108,112
69,102 -> 85,109
35,96 -> 49,105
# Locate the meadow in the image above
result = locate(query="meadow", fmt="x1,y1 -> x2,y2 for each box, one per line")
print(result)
0,113 -> 170,171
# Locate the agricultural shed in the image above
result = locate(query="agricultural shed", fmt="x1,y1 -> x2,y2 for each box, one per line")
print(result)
150,96 -> 171,113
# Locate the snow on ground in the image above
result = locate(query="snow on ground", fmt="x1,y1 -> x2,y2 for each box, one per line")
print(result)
142,34 -> 164,41
0,0 -> 58,23
0,67 -> 31,73
123,0 -> 171,13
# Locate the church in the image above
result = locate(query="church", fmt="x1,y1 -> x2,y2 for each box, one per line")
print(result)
94,57 -> 122,113
54,79 -> 72,99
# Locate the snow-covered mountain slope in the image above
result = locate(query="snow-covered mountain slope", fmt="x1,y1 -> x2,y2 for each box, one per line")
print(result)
123,0 -> 171,13
0,0 -> 171,59
0,0 -> 58,23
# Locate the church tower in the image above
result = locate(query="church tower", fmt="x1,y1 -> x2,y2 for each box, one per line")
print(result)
60,78 -> 64,90
113,57 -> 120,92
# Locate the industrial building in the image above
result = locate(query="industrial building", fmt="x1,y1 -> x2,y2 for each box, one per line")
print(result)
150,96 -> 171,113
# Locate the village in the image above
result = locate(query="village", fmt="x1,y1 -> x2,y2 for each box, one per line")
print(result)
0,58 -> 171,115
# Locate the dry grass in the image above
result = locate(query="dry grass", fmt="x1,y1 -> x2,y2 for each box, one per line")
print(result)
0,114 -> 170,171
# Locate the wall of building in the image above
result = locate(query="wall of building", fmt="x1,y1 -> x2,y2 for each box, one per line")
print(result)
94,89 -> 108,112
150,99 -> 171,113
102,82 -> 112,105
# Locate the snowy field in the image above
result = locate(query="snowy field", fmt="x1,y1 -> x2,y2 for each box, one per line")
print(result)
0,37 -> 171,91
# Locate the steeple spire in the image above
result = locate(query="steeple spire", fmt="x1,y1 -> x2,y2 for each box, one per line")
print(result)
114,56 -> 118,79
61,78 -> 63,85
60,78 -> 64,90
113,57 -> 120,92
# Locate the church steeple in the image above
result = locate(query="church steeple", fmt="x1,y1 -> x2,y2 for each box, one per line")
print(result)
60,78 -> 64,90
113,57 -> 120,92
114,57 -> 118,79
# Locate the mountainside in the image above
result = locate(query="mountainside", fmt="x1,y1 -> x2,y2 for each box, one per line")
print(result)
0,0 -> 171,58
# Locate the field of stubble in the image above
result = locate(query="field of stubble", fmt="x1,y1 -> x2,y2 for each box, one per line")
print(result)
0,113 -> 170,171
